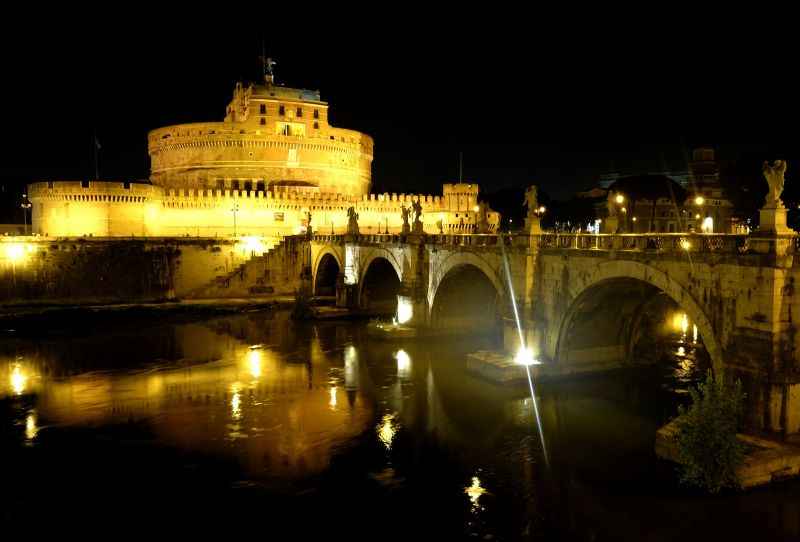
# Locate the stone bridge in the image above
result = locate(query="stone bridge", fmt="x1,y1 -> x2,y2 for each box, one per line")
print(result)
310,230 -> 800,436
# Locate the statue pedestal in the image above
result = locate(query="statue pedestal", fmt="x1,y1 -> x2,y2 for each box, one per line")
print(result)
759,205 -> 792,235
401,224 -> 410,235
750,205 -> 796,258
412,221 -> 424,235
525,216 -> 542,234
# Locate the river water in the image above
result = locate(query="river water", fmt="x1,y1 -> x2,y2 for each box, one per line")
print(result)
2,310 -> 799,540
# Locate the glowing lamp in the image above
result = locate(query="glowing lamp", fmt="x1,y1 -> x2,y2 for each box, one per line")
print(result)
694,196 -> 705,205
680,239 -> 691,250
701,216 -> 713,233
615,194 -> 625,204
396,296 -> 413,325
4,243 -> 33,263
632,216 -> 637,222
538,206 -> 546,214
473,205 -> 480,212
514,346 -> 539,366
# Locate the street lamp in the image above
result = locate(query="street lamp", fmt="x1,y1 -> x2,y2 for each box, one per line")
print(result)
230,201 -> 239,237
20,194 -> 32,235
694,195 -> 705,206
615,194 -> 625,204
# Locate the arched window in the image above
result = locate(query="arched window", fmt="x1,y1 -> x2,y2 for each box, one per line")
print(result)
279,105 -> 285,116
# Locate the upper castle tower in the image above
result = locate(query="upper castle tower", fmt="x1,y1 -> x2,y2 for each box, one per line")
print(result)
147,60 -> 373,197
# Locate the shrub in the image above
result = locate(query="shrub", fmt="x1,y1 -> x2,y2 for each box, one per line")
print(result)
674,370 -> 746,493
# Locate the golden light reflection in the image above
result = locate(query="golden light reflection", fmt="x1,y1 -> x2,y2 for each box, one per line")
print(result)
693,324 -> 698,344
395,349 -> 411,379
10,364 -> 27,395
465,476 -> 487,511
329,385 -> 337,410
377,413 -> 397,450
25,411 -> 38,441
247,349 -> 263,379
676,346 -> 686,357
344,345 -> 359,390
680,239 -> 691,251
231,384 -> 242,420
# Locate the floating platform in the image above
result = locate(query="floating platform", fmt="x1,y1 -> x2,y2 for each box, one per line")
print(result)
365,321 -> 419,340
656,418 -> 800,488
466,350 -> 534,383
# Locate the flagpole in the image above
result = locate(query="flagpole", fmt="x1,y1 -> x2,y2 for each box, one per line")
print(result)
93,130 -> 100,180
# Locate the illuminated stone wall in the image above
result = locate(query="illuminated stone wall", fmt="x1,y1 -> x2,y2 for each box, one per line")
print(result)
29,181 -> 501,238
28,181 -> 161,237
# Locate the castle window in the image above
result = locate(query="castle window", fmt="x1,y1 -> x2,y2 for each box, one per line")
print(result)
123,182 -> 131,190
256,181 -> 266,192
313,109 -> 319,119
296,107 -> 303,117
260,118 -> 266,125
314,121 -> 319,130
216,179 -> 225,190
81,180 -> 90,188
260,104 -> 266,114
231,180 -> 240,190
244,181 -> 253,192
279,105 -> 285,116
48,181 -> 54,189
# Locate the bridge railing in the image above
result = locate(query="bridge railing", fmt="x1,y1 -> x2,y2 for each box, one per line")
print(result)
536,233 -> 751,254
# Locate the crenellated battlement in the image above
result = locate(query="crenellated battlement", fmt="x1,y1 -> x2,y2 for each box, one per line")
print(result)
28,181 -> 162,202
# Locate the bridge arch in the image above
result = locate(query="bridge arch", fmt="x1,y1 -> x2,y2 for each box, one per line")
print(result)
428,253 -> 505,334
312,246 -> 344,296
358,249 -> 403,315
553,260 -> 723,374
427,251 -> 504,311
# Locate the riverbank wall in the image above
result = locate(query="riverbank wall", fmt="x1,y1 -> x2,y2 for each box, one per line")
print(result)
0,236 -> 307,306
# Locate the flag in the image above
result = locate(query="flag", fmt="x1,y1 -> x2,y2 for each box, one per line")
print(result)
95,136 -> 101,150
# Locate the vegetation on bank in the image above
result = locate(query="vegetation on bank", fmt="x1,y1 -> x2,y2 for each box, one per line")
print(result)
674,370 -> 746,493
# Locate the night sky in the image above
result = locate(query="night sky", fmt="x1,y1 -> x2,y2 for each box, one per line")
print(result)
1,28 -> 797,222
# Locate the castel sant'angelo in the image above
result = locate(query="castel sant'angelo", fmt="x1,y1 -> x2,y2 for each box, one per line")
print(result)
27,61 -> 499,241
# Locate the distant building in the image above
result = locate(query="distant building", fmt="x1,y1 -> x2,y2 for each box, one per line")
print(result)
596,147 -> 736,233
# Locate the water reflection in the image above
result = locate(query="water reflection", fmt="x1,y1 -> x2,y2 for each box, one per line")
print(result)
377,413 -> 398,450
465,475 -> 487,512
395,349 -> 411,380
1,311 -> 798,539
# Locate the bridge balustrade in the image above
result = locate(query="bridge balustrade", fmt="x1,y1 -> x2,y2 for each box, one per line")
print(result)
537,233 -> 750,254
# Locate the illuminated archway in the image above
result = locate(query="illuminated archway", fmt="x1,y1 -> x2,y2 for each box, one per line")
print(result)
359,257 -> 401,315
554,261 -> 722,375
314,253 -> 340,296
430,264 -> 502,334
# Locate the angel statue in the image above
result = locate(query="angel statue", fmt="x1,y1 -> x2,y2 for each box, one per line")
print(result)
400,205 -> 410,227
763,160 -> 788,207
523,185 -> 538,217
412,199 -> 423,223
346,206 -> 360,235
